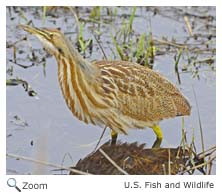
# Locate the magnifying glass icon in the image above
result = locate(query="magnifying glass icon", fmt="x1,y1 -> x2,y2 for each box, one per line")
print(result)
7,178 -> 21,192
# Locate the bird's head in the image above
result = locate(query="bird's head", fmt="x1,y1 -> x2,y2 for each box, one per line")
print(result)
19,24 -> 96,77
18,25 -> 70,58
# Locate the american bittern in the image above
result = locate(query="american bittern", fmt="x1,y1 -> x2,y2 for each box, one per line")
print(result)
19,25 -> 191,147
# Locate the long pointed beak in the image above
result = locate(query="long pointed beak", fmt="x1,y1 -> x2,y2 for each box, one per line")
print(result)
18,24 -> 60,56
18,24 -> 52,41
18,24 -> 38,34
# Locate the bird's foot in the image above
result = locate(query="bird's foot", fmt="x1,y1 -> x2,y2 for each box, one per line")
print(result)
152,137 -> 162,148
110,130 -> 118,145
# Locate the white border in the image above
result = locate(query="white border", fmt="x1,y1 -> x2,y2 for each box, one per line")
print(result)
216,3 -> 221,174
1,5 -> 6,178
1,0 -> 220,193
3,0 -> 218,6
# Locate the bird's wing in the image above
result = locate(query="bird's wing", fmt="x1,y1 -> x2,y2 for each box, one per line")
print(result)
94,60 -> 191,122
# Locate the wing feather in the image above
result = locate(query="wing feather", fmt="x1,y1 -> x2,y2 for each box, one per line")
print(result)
94,60 -> 191,123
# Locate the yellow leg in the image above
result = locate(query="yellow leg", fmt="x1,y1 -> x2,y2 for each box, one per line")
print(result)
151,125 -> 163,148
111,130 -> 118,145
152,125 -> 163,139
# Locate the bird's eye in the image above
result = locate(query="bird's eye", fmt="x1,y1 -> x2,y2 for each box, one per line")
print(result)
57,47 -> 63,54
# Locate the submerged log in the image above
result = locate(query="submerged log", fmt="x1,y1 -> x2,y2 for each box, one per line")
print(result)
70,141 -> 190,175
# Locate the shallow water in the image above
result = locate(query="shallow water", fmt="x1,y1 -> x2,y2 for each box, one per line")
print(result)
6,7 -> 215,174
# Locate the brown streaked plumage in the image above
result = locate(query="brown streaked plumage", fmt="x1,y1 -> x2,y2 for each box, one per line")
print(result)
19,24 -> 191,147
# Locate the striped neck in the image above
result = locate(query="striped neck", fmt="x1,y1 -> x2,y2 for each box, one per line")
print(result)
56,52 -> 90,119
55,52 -> 107,124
